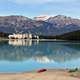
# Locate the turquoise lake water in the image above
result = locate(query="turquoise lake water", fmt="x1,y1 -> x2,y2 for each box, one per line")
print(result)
0,40 -> 80,73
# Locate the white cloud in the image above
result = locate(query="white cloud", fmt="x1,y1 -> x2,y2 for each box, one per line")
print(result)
8,0 -> 76,4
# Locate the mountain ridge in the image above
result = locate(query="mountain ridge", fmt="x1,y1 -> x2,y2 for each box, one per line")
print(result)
0,15 -> 80,37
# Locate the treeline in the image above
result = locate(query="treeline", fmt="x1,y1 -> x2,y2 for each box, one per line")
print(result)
0,30 -> 80,40
0,32 -> 9,38
39,30 -> 80,40
58,30 -> 80,40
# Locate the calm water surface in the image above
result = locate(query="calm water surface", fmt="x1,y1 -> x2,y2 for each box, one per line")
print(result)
0,40 -> 80,73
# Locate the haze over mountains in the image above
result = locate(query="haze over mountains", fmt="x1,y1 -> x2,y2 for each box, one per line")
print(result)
0,15 -> 80,38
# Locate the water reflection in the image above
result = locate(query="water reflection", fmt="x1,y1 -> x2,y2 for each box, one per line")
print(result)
8,39 -> 39,46
0,40 -> 80,63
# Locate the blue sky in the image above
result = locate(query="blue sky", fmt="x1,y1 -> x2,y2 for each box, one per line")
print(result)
0,0 -> 80,18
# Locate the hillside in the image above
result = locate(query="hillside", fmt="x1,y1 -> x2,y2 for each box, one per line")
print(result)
39,30 -> 80,40
57,30 -> 80,40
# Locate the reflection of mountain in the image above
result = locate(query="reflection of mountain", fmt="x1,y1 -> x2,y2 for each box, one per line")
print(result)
0,41 -> 80,63
34,56 -> 55,63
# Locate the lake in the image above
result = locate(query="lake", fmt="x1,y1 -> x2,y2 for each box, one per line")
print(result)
0,39 -> 80,73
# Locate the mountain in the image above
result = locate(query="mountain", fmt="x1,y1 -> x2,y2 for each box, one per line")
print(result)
45,15 -> 80,35
27,15 -> 80,36
0,15 -> 80,37
46,15 -> 80,26
0,15 -> 32,33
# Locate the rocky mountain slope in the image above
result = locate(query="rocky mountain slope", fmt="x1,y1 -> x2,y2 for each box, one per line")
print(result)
0,15 -> 80,36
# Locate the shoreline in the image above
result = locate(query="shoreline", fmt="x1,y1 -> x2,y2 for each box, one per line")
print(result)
0,69 -> 80,80
0,38 -> 80,41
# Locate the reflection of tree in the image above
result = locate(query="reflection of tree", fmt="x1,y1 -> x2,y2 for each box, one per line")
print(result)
0,41 -> 80,63
63,42 -> 80,50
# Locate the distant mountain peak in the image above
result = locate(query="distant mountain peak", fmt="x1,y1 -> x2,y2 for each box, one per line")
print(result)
46,15 -> 80,26
48,15 -> 72,20
0,15 -> 32,21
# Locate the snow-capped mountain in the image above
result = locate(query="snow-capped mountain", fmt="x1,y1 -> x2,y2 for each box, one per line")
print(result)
33,16 -> 50,21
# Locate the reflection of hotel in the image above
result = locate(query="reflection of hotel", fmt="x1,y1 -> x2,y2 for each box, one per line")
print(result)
8,39 -> 39,46
9,39 -> 32,46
